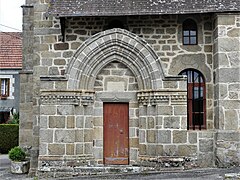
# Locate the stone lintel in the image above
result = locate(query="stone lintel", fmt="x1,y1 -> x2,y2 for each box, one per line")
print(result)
96,92 -> 136,102
163,75 -> 187,81
40,75 -> 68,81
19,70 -> 33,74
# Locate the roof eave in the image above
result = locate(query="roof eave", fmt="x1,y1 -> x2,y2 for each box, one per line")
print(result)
47,9 -> 240,17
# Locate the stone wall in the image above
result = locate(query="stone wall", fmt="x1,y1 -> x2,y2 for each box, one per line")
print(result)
37,14 -> 214,129
21,0 -> 240,177
213,13 -> 240,167
32,12 -> 215,129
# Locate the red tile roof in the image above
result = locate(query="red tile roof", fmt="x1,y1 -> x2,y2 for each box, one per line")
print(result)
0,32 -> 22,69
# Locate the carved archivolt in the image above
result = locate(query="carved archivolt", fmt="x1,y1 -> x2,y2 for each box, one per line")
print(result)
66,28 -> 165,90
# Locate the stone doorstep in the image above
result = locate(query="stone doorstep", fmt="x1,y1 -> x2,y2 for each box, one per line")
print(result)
38,166 -> 154,178
38,156 -> 189,177
39,165 -> 186,178
138,156 -> 188,168
71,166 -> 186,176
73,166 -> 148,175
225,173 -> 240,179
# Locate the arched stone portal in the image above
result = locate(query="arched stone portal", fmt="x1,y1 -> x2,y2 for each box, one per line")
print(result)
39,28 -> 189,172
66,28 -> 165,90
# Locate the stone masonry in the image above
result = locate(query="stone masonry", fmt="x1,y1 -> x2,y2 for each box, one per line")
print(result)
213,14 -> 240,167
20,0 -> 240,178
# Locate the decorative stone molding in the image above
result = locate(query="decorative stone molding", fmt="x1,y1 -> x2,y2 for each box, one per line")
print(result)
66,28 -> 165,90
81,93 -> 94,106
40,94 -> 80,105
137,90 -> 187,106
40,90 -> 94,106
170,95 -> 187,105
96,92 -> 137,103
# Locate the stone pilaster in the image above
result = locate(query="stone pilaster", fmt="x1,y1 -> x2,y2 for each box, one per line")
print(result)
213,13 -> 240,166
19,3 -> 35,175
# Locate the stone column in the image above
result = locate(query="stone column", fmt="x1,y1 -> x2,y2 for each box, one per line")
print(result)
213,13 -> 240,167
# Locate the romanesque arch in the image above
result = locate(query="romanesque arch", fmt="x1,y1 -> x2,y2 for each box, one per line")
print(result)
66,28 -> 165,90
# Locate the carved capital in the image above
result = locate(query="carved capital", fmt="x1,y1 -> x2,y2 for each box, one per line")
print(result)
40,90 -> 95,106
40,94 -> 80,105
137,90 -> 187,106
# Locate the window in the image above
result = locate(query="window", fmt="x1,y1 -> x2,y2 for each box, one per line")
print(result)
0,112 -> 10,124
108,19 -> 124,29
0,78 -> 10,97
182,19 -> 197,45
179,69 -> 206,130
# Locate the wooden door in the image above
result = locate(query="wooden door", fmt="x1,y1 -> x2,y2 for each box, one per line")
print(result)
103,103 -> 129,165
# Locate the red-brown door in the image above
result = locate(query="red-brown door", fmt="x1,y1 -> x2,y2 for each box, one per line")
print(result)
103,103 -> 129,165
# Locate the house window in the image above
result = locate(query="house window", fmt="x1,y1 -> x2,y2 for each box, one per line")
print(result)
0,112 -> 10,124
183,19 -> 197,45
179,69 -> 206,130
0,78 -> 10,97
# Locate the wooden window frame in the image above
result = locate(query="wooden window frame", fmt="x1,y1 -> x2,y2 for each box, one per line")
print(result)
182,19 -> 198,45
0,78 -> 10,97
180,69 -> 206,130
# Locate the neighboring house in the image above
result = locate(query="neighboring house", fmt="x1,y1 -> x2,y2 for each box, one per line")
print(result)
0,32 -> 22,124
20,0 -> 240,177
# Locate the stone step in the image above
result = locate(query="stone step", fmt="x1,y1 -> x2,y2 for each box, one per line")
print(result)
72,166 -> 154,176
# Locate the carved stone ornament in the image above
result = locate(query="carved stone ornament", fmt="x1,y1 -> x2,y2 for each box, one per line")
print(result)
137,90 -> 187,106
40,90 -> 94,106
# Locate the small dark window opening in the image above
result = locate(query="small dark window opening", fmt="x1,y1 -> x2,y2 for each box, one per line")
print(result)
183,19 -> 198,45
0,112 -> 10,124
179,69 -> 206,130
107,20 -> 125,29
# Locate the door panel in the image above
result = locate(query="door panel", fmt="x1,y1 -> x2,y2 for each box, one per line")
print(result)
104,103 -> 129,165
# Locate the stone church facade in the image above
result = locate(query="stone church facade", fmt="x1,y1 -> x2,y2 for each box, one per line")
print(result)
20,0 -> 240,177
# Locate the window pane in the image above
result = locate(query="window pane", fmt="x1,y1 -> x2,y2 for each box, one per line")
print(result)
193,99 -> 204,112
187,71 -> 193,83
190,30 -> 196,36
193,87 -> 204,98
193,113 -> 204,126
183,30 -> 189,36
190,37 -> 197,44
0,79 -> 9,96
193,71 -> 200,82
183,37 -> 189,44
181,71 -> 186,76
194,88 -> 199,99
1,80 -> 5,95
